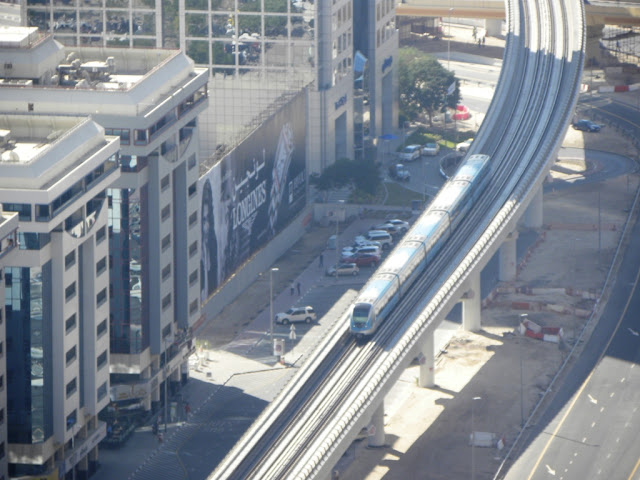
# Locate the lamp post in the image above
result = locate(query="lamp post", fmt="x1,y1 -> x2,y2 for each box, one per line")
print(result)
471,396 -> 481,480
269,267 -> 279,344
519,313 -> 527,427
164,336 -> 169,433
447,7 -> 454,71
335,200 -> 345,278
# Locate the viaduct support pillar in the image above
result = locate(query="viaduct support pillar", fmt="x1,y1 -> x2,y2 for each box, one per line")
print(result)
462,270 -> 481,332
498,231 -> 518,282
523,188 -> 543,229
368,401 -> 386,447
418,334 -> 435,388
485,19 -> 502,37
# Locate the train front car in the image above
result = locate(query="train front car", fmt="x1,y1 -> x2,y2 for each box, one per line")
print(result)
451,154 -> 491,202
350,276 -> 400,339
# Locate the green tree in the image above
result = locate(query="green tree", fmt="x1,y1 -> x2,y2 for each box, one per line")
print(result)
398,47 -> 460,126
310,158 -> 381,199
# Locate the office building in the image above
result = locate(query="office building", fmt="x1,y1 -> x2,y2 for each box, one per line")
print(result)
25,1 -> 398,170
0,205 -> 19,480
0,25 -> 209,466
0,111 -> 119,479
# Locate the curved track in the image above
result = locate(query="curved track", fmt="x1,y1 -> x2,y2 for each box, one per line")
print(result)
210,0 -> 585,478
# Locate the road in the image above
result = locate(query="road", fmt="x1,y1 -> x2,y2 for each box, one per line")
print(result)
503,192 -> 640,479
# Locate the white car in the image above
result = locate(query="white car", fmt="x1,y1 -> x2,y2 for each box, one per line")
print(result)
422,142 -> 440,156
387,218 -> 410,233
398,144 -> 422,162
456,138 -> 473,152
275,306 -> 317,325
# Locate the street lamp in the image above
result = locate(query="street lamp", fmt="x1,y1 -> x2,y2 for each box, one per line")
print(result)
447,7 -> 454,71
471,396 -> 482,480
269,267 -> 279,344
519,313 -> 527,427
164,336 -> 170,433
335,200 -> 345,279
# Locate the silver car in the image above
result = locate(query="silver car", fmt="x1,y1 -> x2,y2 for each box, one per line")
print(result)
325,263 -> 360,277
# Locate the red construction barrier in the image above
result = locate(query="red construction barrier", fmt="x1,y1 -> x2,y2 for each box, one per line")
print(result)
614,85 -> 629,92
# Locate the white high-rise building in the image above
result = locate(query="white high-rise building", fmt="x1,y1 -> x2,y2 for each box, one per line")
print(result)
0,205 -> 19,480
0,26 -> 209,474
0,112 -> 120,479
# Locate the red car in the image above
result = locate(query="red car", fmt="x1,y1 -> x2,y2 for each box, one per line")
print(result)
343,252 -> 380,268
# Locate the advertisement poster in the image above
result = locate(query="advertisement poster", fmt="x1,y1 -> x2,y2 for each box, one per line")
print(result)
199,91 -> 306,303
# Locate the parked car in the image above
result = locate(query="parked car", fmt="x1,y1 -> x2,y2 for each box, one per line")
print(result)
342,244 -> 381,259
371,222 -> 399,235
422,142 -> 440,156
342,252 -> 381,268
275,306 -> 317,325
389,163 -> 411,181
456,138 -> 473,152
366,230 -> 393,249
325,263 -> 360,277
572,119 -> 601,132
398,144 -> 422,162
352,237 -> 382,249
386,218 -> 410,233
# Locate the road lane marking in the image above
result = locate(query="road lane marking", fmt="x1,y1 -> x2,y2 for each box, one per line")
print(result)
628,457 -> 640,480
527,250 -> 640,479
588,394 -> 598,404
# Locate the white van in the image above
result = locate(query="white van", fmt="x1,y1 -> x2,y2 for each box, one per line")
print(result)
366,230 -> 393,250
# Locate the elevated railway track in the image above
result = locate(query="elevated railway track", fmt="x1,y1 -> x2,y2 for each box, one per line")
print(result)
209,0 -> 586,477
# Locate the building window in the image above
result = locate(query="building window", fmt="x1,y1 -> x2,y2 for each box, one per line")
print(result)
65,282 -> 76,302
162,324 -> 172,339
97,350 -> 108,370
134,128 -> 148,145
96,256 -> 107,275
96,225 -> 106,244
162,264 -> 171,281
162,294 -> 171,311
188,241 -> 198,258
188,154 -> 196,170
65,345 -> 77,366
97,318 -> 107,338
97,382 -> 107,402
97,287 -> 107,307
161,205 -> 171,221
161,174 -> 170,191
189,211 -> 197,228
65,251 -> 76,270
66,378 -> 77,398
3,203 -> 31,221
65,314 -> 77,334
0,441 -> 4,460
161,234 -> 171,252
0,408 -> 4,425
189,269 -> 198,286
189,299 -> 199,315
188,182 -> 197,198
66,410 -> 77,431
35,204 -> 51,222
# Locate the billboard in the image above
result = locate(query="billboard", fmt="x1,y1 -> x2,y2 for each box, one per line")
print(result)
199,91 -> 307,303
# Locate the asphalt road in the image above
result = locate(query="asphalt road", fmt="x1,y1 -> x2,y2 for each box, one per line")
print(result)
504,195 -> 640,479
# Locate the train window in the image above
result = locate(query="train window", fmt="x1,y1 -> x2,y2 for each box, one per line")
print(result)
352,305 -> 371,326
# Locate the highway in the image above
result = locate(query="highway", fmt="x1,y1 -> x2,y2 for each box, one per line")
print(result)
502,189 -> 640,479
210,0 -> 586,477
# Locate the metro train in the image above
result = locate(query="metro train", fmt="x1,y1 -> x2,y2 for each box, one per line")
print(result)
350,154 -> 491,339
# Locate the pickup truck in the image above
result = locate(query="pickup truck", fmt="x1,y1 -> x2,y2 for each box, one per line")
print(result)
389,163 -> 411,181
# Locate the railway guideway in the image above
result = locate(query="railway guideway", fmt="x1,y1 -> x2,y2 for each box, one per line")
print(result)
209,0 -> 586,477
